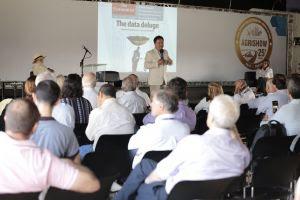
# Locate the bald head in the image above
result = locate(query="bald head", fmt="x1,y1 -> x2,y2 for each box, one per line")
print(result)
82,72 -> 96,88
5,99 -> 40,137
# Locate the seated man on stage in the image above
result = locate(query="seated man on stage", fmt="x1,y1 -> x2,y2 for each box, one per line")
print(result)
114,95 -> 250,200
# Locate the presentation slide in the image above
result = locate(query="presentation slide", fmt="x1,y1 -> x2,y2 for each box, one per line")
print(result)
98,2 -> 177,73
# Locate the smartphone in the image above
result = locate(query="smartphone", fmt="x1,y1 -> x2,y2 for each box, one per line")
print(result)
272,100 -> 279,114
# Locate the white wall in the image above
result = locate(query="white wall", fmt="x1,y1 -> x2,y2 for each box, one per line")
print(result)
0,0 -> 287,82
0,0 -> 97,81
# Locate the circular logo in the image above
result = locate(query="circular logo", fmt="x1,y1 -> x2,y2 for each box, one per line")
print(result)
235,17 -> 273,70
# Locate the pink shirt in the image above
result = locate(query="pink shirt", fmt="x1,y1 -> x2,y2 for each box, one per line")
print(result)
0,132 -> 78,194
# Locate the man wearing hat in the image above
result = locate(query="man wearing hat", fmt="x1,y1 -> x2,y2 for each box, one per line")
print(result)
32,53 -> 48,75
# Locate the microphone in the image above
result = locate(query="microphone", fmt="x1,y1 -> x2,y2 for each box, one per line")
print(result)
83,45 -> 92,55
159,49 -> 164,60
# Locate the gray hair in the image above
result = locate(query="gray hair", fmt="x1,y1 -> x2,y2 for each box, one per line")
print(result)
82,72 -> 96,88
208,94 -> 240,129
155,89 -> 178,113
122,76 -> 136,92
35,71 -> 55,86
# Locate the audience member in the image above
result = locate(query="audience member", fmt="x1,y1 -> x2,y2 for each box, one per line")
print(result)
256,77 -> 289,120
194,82 -> 223,114
255,77 -> 268,97
84,84 -> 135,152
0,99 -> 100,194
56,74 -> 65,91
36,72 -> 75,129
233,79 -> 255,104
129,89 -> 190,168
271,74 -> 300,136
115,95 -> 250,200
143,77 -> 196,131
24,75 -> 36,101
117,76 -> 147,113
62,74 -> 93,124
32,80 -> 80,162
82,72 -> 98,109
129,74 -> 151,107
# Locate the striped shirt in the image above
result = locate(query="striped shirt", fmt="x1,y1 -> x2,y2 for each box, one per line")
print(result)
61,97 -> 92,124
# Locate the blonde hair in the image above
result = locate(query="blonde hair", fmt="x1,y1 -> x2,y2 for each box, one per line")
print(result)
82,72 -> 96,88
207,82 -> 224,101
56,74 -> 65,91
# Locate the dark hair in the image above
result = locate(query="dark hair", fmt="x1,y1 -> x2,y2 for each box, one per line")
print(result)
272,74 -> 286,90
62,74 -> 83,98
155,89 -> 178,113
36,80 -> 61,106
256,77 -> 267,96
167,77 -> 187,100
287,74 -> 300,99
153,35 -> 164,44
99,84 -> 116,98
5,99 -> 40,136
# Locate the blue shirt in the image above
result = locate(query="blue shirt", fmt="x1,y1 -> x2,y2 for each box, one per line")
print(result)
31,117 -> 79,158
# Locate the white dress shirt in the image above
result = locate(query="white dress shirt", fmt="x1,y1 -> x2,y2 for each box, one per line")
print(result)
52,102 -> 75,129
271,99 -> 300,136
128,114 -> 190,168
86,98 -> 135,150
153,128 -> 250,194
248,96 -> 266,109
194,97 -> 210,114
136,88 -> 151,107
117,91 -> 147,113
83,87 -> 98,109
256,67 -> 273,79
256,89 -> 289,118
233,87 -> 256,105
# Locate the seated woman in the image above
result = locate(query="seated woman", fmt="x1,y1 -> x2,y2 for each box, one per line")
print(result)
194,82 -> 223,114
61,74 -> 93,125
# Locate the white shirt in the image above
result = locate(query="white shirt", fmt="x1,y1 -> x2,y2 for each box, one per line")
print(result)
86,98 -> 136,150
83,87 -> 98,109
248,96 -> 266,109
271,99 -> 300,136
256,89 -> 289,118
256,67 -> 273,79
136,88 -> 151,107
52,102 -> 75,129
117,91 -> 147,114
117,88 -> 151,107
128,114 -> 190,168
153,128 -> 250,194
233,87 -> 256,105
194,97 -> 210,114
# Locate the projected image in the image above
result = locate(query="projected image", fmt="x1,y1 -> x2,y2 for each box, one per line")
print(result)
98,2 -> 177,72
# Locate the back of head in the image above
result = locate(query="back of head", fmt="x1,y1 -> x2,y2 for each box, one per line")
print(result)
208,94 -> 240,129
287,74 -> 300,99
35,71 -> 55,86
155,89 -> 178,113
36,80 -> 60,106
5,99 -> 40,136
82,72 -> 96,88
99,84 -> 116,98
207,82 -> 223,101
256,77 -> 267,95
56,74 -> 65,91
266,78 -> 276,93
272,74 -> 286,90
128,74 -> 139,88
122,76 -> 136,92
24,76 -> 36,97
167,77 -> 187,100
62,74 -> 83,98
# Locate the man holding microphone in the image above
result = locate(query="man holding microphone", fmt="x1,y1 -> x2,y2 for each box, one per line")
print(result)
144,36 -> 173,94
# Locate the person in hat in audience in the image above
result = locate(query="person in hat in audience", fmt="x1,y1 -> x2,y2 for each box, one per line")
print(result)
0,99 -> 100,194
32,53 -> 48,76
114,94 -> 250,200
